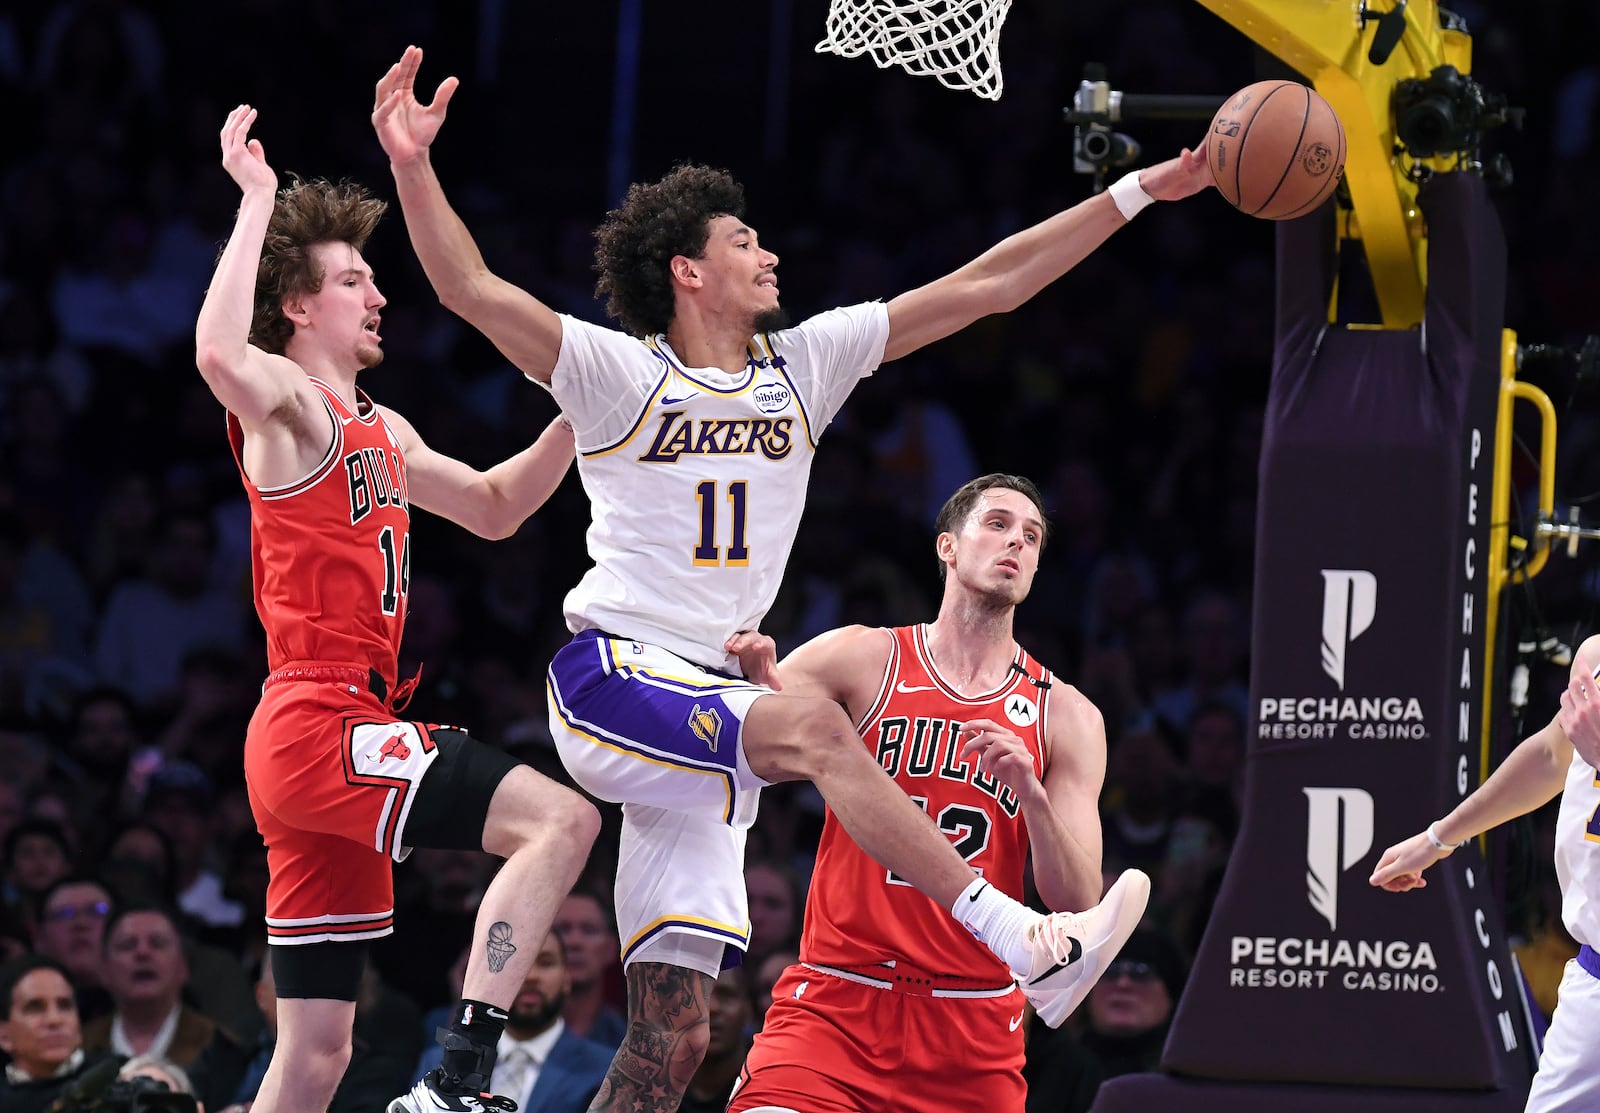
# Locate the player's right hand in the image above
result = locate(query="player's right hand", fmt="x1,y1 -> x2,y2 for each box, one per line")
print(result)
1559,650 -> 1600,768
373,44 -> 458,165
1367,830 -> 1450,892
726,630 -> 781,690
1137,145 -> 1213,201
220,105 -> 276,194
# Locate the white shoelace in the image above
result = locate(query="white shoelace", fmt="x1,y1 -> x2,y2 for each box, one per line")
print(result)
1029,911 -> 1087,965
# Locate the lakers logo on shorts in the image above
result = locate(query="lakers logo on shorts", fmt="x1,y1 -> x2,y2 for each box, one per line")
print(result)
689,703 -> 724,753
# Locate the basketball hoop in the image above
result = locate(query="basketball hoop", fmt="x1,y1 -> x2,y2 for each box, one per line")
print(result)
814,0 -> 1015,101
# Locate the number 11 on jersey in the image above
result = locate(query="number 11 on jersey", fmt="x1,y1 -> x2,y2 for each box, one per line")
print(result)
693,479 -> 750,567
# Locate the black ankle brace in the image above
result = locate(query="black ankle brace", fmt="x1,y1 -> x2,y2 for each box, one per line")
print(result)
435,1028 -> 495,1092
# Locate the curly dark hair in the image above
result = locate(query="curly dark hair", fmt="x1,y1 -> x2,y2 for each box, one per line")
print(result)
933,473 -> 1050,580
593,164 -> 746,337
246,178 -> 386,355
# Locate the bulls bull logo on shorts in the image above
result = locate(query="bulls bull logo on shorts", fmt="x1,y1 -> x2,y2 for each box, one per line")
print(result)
688,703 -> 724,753
369,731 -> 412,763
350,721 -> 433,782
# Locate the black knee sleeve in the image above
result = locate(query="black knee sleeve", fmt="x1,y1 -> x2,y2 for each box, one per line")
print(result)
271,940 -> 368,1001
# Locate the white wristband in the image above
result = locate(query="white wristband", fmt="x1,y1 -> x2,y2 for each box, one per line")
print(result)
1108,172 -> 1156,221
1426,822 -> 1466,851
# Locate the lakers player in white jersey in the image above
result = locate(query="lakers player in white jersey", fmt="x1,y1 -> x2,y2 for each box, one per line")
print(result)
373,45 -> 1213,1113
1372,635 -> 1600,1112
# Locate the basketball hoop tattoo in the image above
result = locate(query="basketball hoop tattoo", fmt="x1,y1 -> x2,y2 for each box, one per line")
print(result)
486,921 -> 517,973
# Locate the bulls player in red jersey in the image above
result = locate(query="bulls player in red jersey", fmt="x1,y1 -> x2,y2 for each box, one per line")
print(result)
194,105 -> 601,1113
727,474 -> 1136,1113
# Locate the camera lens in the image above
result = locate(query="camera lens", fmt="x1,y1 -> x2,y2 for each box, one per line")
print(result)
1396,94 -> 1458,157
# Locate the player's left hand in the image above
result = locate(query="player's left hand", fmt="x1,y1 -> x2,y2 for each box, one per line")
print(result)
372,45 -> 458,166
727,630 -> 781,690
1368,830 -> 1450,892
957,718 -> 1040,798
1137,146 -> 1213,201
1559,650 -> 1600,767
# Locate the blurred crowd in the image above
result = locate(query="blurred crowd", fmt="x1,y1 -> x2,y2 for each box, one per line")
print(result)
0,1 -> 1597,1111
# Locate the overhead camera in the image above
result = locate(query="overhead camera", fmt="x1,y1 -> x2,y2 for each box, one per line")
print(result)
1391,64 -> 1523,160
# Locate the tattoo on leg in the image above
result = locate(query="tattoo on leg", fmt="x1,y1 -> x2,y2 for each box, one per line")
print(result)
485,921 -> 517,973
585,962 -> 713,1113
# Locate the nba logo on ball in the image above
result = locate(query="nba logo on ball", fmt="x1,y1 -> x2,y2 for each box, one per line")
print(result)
1206,79 -> 1347,220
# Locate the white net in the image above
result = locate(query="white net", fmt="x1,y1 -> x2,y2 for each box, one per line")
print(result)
814,0 -> 1016,101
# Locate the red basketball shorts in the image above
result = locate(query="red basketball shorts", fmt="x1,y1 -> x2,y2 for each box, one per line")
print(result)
244,676 -> 443,946
729,963 -> 1027,1113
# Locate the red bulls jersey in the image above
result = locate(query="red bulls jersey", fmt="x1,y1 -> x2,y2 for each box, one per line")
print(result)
800,624 -> 1052,982
227,378 -> 410,684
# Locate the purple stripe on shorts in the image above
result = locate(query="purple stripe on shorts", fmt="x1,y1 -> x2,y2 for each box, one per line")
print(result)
548,630 -> 755,820
1578,944 -> 1600,980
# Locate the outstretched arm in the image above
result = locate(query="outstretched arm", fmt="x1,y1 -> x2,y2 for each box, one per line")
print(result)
193,105 -> 314,426
1367,638 -> 1600,894
382,407 -> 576,539
373,46 -> 564,384
882,150 -> 1212,363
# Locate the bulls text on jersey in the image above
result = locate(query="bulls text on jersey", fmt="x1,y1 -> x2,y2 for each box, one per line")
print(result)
874,715 -> 1022,817
346,446 -> 408,524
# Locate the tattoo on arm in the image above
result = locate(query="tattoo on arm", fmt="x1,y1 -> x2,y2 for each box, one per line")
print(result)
485,921 -> 517,973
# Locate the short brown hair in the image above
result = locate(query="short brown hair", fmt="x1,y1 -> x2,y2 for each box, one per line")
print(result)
933,473 -> 1050,579
247,178 -> 386,355
593,164 -> 746,337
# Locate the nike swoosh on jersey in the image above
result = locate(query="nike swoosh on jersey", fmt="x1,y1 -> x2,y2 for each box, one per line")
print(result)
1028,935 -> 1084,984
1009,1012 -> 1025,1031
340,415 -> 354,425
660,393 -> 699,405
896,681 -> 938,693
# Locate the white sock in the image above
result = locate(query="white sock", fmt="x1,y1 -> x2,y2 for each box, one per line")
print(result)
951,878 -> 1039,973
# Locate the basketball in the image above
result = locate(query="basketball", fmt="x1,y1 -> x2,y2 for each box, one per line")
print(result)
1206,80 -> 1346,220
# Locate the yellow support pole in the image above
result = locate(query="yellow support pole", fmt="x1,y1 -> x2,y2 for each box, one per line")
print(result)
1481,329 -> 1558,786
1192,0 -> 1471,327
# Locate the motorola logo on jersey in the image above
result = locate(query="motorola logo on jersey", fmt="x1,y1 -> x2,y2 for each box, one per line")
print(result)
752,383 -> 793,414
637,412 -> 794,462
1003,694 -> 1037,727
1225,786 -> 1441,996
1320,569 -> 1376,691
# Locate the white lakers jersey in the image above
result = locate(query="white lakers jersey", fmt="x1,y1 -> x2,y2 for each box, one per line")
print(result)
1556,749 -> 1600,948
541,303 -> 888,671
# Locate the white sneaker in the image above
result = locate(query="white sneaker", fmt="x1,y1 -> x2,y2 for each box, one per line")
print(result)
387,1069 -> 518,1113
1019,868 -> 1150,1028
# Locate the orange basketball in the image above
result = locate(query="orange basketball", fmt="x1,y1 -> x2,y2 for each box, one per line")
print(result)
1206,79 -> 1346,221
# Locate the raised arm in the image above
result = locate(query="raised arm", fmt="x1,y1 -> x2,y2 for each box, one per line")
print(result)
372,46 -> 564,384
193,105 -> 316,426
882,150 -> 1212,363
1367,636 -> 1600,893
380,406 -> 576,540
